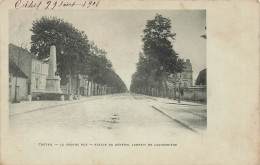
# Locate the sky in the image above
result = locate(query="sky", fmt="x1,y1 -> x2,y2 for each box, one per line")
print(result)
9,10 -> 206,89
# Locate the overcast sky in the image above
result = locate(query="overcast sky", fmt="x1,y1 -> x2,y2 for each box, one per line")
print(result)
9,10 -> 206,89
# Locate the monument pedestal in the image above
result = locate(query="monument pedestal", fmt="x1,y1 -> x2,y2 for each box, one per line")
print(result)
45,46 -> 62,94
45,76 -> 61,93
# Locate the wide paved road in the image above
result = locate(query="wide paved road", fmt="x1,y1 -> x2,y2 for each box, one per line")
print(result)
10,93 -> 206,138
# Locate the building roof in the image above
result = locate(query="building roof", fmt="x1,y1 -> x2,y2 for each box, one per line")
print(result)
9,58 -> 28,78
9,44 -> 49,65
9,43 -> 37,60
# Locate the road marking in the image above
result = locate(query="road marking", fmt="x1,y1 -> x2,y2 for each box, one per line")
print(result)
151,106 -> 197,133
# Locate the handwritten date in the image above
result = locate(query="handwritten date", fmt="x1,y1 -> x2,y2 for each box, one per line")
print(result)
15,0 -> 100,10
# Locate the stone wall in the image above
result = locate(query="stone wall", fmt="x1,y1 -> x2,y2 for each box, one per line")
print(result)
181,88 -> 206,102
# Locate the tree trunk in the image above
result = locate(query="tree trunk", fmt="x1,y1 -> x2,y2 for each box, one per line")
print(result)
96,84 -> 98,95
164,81 -> 169,98
76,74 -> 80,97
174,83 -> 176,100
68,68 -> 72,95
162,70 -> 169,98
93,82 -> 95,95
87,79 -> 90,96
91,78 -> 94,96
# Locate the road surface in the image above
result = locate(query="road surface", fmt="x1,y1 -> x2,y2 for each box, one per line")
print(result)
9,93 -> 207,137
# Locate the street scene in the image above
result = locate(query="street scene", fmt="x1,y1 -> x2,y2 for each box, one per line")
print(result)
9,10 -> 206,137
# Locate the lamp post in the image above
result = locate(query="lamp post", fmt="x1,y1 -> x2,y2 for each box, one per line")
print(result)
173,82 -> 176,100
177,72 -> 182,103
178,80 -> 181,103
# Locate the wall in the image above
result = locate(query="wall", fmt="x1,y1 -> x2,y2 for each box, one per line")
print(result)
181,88 -> 207,103
9,77 -> 28,102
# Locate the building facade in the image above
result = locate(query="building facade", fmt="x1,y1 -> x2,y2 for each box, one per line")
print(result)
179,59 -> 193,88
31,59 -> 48,92
167,59 -> 193,89
9,44 -> 49,95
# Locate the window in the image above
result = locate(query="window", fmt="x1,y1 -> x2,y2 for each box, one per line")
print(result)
45,64 -> 48,74
32,62 -> 35,72
44,64 -> 47,74
36,78 -> 39,89
35,63 -> 37,72
40,77 -> 42,89
43,64 -> 45,74
37,63 -> 40,73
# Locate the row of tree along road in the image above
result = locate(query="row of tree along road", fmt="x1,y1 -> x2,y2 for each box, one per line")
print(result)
130,14 -> 206,100
30,16 -> 127,95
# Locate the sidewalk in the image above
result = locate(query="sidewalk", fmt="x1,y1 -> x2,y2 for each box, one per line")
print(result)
134,93 -> 205,106
155,97 -> 205,106
152,99 -> 207,133
9,95 -> 105,116
133,93 -> 207,133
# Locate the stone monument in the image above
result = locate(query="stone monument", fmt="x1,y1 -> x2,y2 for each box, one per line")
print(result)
45,46 -> 61,93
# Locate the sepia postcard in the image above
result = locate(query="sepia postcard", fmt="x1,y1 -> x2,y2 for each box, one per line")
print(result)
0,0 -> 259,164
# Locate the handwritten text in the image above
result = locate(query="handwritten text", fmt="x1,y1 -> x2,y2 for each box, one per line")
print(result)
15,0 -> 100,10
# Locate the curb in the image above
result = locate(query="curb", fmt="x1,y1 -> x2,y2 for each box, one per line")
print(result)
151,106 -> 197,133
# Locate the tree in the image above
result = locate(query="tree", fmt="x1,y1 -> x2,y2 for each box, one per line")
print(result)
30,16 -> 91,95
195,69 -> 206,85
30,16 -> 127,96
131,14 -> 184,97
87,41 -> 112,95
142,14 -> 184,97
